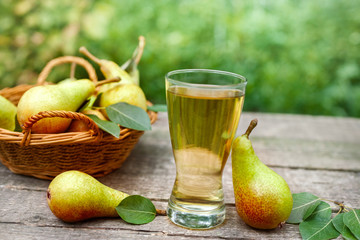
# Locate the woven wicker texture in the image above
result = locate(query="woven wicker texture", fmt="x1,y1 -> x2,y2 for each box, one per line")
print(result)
0,56 -> 157,180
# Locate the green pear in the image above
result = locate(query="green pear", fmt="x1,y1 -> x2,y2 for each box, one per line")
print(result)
0,95 -> 17,131
17,79 -> 95,133
79,46 -> 134,85
47,170 -> 129,222
99,83 -> 147,118
232,119 -> 293,229
67,109 -> 107,132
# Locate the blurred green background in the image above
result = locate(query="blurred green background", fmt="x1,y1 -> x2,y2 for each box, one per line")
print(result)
1,0 -> 359,117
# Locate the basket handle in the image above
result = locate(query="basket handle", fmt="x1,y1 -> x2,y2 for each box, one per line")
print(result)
37,56 -> 98,85
20,110 -> 103,147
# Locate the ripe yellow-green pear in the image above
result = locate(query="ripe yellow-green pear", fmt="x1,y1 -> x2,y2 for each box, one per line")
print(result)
47,170 -> 129,222
232,119 -> 293,229
17,79 -> 95,133
99,83 -> 147,118
0,95 -> 17,131
67,109 -> 107,132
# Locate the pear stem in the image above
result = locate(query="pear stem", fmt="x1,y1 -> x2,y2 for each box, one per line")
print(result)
244,119 -> 258,138
135,36 -> 146,65
156,208 -> 166,216
79,46 -> 101,65
70,62 -> 76,79
95,77 -> 121,87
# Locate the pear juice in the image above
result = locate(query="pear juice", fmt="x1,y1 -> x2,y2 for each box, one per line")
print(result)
167,85 -> 244,210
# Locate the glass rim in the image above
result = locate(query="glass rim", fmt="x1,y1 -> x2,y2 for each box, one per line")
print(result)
165,69 -> 247,88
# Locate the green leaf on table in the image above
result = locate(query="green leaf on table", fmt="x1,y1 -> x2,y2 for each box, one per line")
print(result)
86,114 -> 120,138
343,209 -> 360,239
147,104 -> 167,112
299,217 -> 340,240
333,213 -> 357,240
287,192 -> 322,224
106,102 -> 151,131
116,195 -> 156,225
306,201 -> 332,221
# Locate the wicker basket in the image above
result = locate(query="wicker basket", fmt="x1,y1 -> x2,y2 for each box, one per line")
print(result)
0,56 -> 157,180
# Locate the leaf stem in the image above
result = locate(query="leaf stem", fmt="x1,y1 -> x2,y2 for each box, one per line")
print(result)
333,205 -> 343,217
320,198 -> 354,213
344,206 -> 354,211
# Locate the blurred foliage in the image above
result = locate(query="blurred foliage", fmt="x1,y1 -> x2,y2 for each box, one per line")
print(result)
0,0 -> 359,117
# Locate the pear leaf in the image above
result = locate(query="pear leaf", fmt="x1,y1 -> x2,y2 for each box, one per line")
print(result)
86,114 -> 120,138
306,201 -> 332,221
343,209 -> 360,239
333,213 -> 357,240
287,192 -> 322,224
106,102 -> 151,131
147,104 -> 167,112
116,195 -> 156,225
299,217 -> 340,240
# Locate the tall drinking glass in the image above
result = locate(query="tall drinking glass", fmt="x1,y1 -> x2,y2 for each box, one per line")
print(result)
165,69 -> 247,229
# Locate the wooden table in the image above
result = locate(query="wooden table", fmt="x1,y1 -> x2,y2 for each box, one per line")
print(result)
1,112 -> 359,239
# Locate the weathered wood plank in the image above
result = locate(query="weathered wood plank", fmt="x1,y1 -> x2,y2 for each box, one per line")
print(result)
238,113 -> 360,143
140,112 -> 360,171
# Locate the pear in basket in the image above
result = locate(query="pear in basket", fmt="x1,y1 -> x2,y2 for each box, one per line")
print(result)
99,83 -> 147,118
80,36 -> 145,88
79,45 -> 147,118
67,108 -> 106,132
0,95 -> 17,131
79,46 -> 134,92
17,79 -> 95,133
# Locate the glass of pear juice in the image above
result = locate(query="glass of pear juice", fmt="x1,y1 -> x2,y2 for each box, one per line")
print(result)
165,69 -> 247,229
